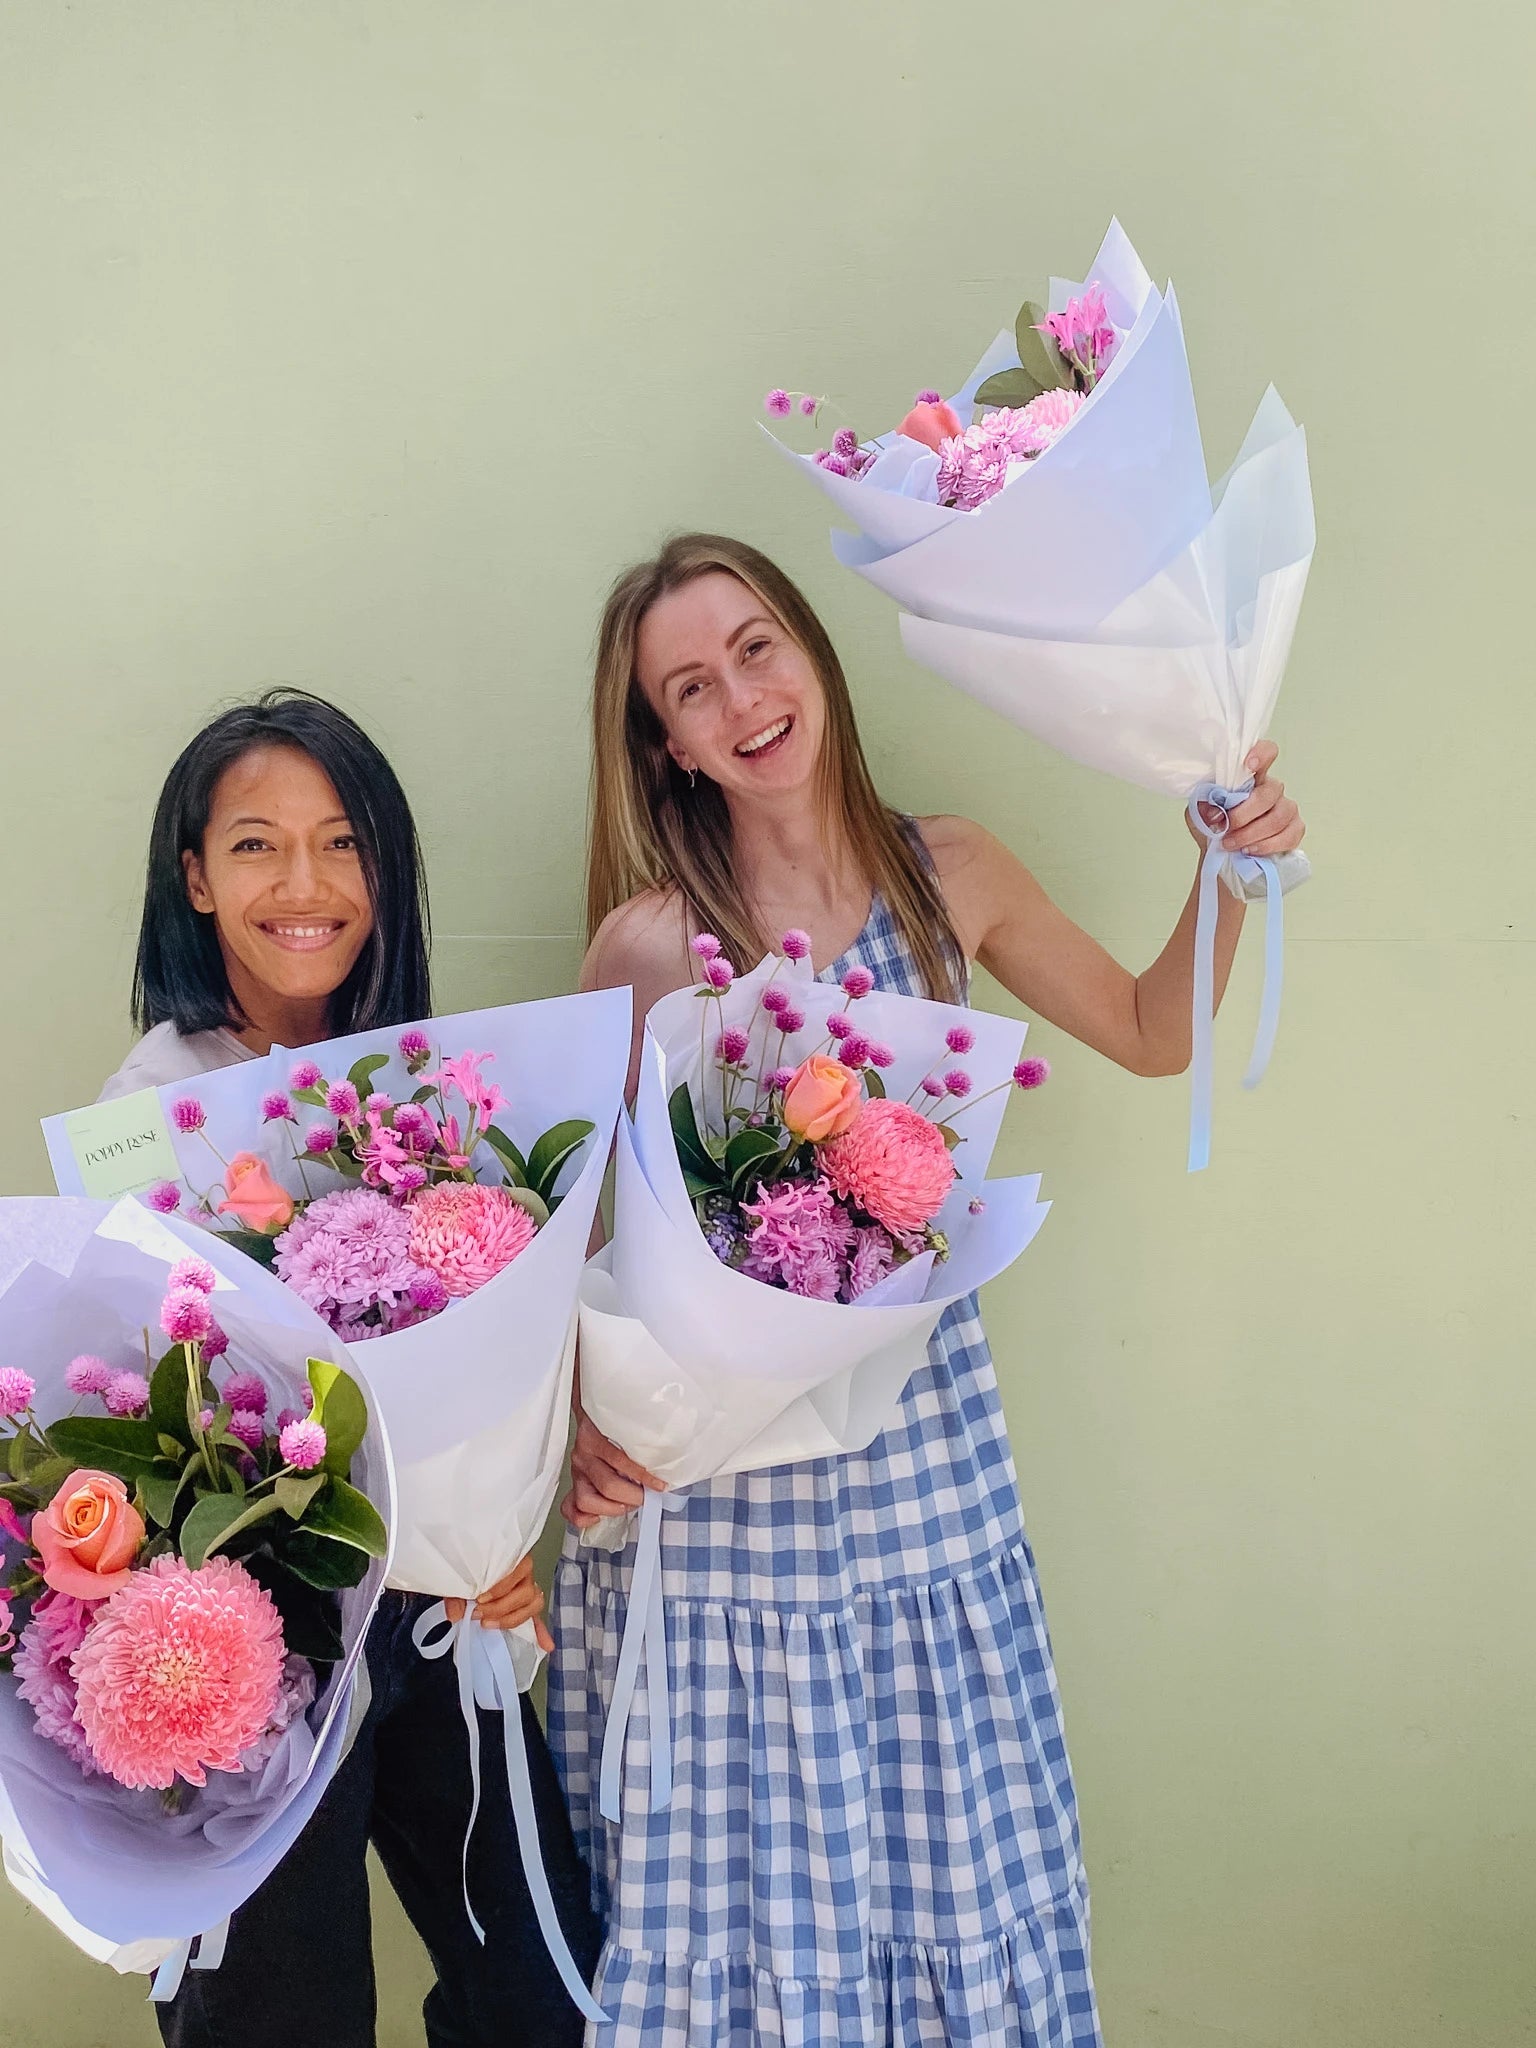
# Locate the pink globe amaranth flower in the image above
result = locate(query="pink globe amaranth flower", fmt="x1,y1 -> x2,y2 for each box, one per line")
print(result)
365,1091 -> 393,1113
289,1060 -> 323,1091
394,1163 -> 428,1193
71,1555 -> 285,1790
305,1122 -> 339,1156
761,984 -> 790,1015
920,1074 -> 946,1099
766,1066 -> 797,1093
821,1098 -> 957,1234
1013,1057 -> 1051,1089
278,1419 -> 327,1471
170,1097 -> 207,1135
161,1286 -> 213,1345
167,1254 -> 217,1296
0,1368 -> 36,1417
716,1027 -> 751,1065
397,1030 -> 432,1065
839,1033 -> 872,1070
202,1317 -> 229,1361
226,1409 -> 265,1453
840,965 -> 874,999
65,1355 -> 112,1397
103,1371 -> 151,1419
221,1372 -> 267,1418
325,1080 -> 361,1121
408,1181 -> 538,1298
198,1405 -> 216,1432
867,1042 -> 896,1070
146,1181 -> 182,1214
798,394 -> 818,416
391,1102 -> 433,1142
968,1196 -> 987,1216
825,1012 -> 852,1041
944,1024 -> 975,1056
915,388 -> 943,406
14,1594 -> 97,1774
764,388 -> 791,417
943,1069 -> 973,1098
261,1090 -> 296,1124
704,958 -> 736,991
408,1269 -> 449,1316
275,1407 -> 305,1434
832,427 -> 859,459
780,929 -> 812,961
777,1007 -> 806,1037
691,933 -> 722,960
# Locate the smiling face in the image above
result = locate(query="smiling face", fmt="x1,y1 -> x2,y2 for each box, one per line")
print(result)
635,571 -> 826,802
182,744 -> 374,1030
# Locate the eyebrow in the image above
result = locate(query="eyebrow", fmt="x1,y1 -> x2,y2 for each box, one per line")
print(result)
226,815 -> 351,829
658,615 -> 776,693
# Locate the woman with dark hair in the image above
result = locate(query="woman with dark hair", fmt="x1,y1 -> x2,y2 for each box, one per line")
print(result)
549,537 -> 1305,2045
100,689 -> 600,2048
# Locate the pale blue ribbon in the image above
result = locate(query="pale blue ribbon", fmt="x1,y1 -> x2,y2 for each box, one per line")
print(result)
149,1915 -> 229,2003
1186,782 -> 1286,1174
598,1487 -> 677,1825
412,1604 -> 608,2027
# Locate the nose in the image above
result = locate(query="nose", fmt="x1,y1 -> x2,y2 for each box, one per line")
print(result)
271,843 -> 327,906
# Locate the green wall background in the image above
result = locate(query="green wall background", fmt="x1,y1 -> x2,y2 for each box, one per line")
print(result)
1,4 -> 1530,2043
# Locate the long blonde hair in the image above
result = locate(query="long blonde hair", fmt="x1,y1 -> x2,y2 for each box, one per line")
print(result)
586,532 -> 964,1000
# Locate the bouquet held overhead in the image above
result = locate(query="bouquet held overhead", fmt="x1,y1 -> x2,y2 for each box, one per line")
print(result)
766,220 -> 1315,1169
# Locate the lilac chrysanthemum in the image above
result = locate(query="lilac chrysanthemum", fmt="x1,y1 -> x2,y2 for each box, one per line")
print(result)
279,1420 -> 327,1471
1013,1057 -> 1051,1089
716,1028 -> 751,1065
840,966 -> 874,999
226,1409 -> 265,1453
274,1187 -> 437,1337
845,1226 -> 896,1302
408,1270 -> 449,1316
867,1042 -> 896,1070
222,1372 -> 268,1417
168,1255 -> 216,1296
103,1371 -> 151,1418
14,1595 -> 97,1775
325,1081 -> 360,1120
65,1355 -> 112,1397
945,1024 -> 975,1056
170,1097 -> 206,1135
740,1176 -> 853,1301
780,929 -> 812,961
161,1287 -> 213,1344
202,1318 -> 229,1361
826,1013 -> 852,1040
764,388 -> 791,417
0,1369 -> 36,1417
944,1069 -> 973,1098
261,1091 -> 296,1124
305,1122 -> 339,1156
147,1181 -> 182,1214
289,1060 -> 323,1091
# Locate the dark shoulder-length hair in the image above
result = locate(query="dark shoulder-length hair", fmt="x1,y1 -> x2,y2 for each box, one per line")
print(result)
133,688 -> 431,1038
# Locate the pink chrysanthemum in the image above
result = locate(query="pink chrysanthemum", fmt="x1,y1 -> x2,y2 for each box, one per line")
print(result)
937,424 -> 1014,511
161,1286 -> 213,1345
761,985 -> 790,1015
780,929 -> 812,961
261,1091 -> 296,1124
147,1182 -> 182,1214
825,1013 -> 852,1040
717,1028 -> 751,1065
1013,1057 -> 1051,1089
704,958 -> 736,991
14,1594 -> 97,1774
170,1097 -> 207,1135
103,1371 -> 151,1418
821,1099 -> 956,1234
764,388 -> 791,417
325,1081 -> 361,1120
945,1024 -> 975,1056
943,1069 -> 973,1098
65,1355 -> 112,1397
221,1372 -> 267,1417
1018,386 -> 1086,449
0,1369 -> 36,1417
226,1409 -> 265,1452
71,1556 -> 285,1790
168,1255 -> 216,1296
840,966 -> 874,999
867,1042 -> 896,1069
408,1182 -> 537,1298
691,933 -> 722,960
278,1419 -> 327,1471
202,1318 -> 229,1361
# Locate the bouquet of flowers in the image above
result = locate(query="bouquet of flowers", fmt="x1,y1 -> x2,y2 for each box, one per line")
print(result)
576,934 -> 1051,1819
0,1196 -> 392,1994
767,220 -> 1315,1168
42,998 -> 630,2023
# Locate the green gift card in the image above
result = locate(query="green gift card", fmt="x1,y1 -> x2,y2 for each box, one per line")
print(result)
62,1089 -> 181,1198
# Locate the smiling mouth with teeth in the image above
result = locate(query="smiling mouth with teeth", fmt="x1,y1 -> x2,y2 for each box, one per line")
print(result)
735,715 -> 794,759
259,920 -> 347,951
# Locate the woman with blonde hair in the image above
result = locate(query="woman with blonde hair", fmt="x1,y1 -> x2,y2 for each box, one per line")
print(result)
550,534 -> 1305,2045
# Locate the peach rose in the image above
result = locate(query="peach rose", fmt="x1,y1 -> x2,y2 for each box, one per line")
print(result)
34,1470 -> 145,1601
897,400 -> 964,453
218,1152 -> 295,1233
781,1055 -> 864,1143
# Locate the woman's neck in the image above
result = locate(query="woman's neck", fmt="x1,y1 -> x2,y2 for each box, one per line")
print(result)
222,959 -> 331,1056
725,788 -> 869,964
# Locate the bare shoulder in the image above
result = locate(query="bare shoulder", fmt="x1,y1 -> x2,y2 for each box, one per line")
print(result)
910,813 -> 1042,955
581,887 -> 691,1002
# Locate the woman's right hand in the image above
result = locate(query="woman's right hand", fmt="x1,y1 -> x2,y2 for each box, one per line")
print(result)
561,1412 -> 666,1530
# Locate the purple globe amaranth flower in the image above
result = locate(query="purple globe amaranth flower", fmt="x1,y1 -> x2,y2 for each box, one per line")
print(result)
201,1318 -> 229,1361
279,1420 -> 327,1471
397,1030 -> 432,1066
167,1255 -> 216,1296
365,1092 -> 393,1114
409,1270 -> 449,1315
146,1181 -> 182,1214
780,929 -> 812,961
226,1408 -> 265,1452
691,933 -> 722,961
943,1069 -> 973,1098
275,1407 -> 305,1434
222,1372 -> 268,1418
391,1102 -> 432,1142
825,1013 -> 852,1040
160,1286 -> 213,1344
798,394 -> 818,416
305,1122 -> 339,1156
777,1008 -> 806,1037
65,1354 -> 112,1397
920,1074 -> 946,1099
704,958 -> 736,991
394,1163 -> 428,1192
170,1097 -> 207,1135
766,1067 -> 797,1093
915,388 -> 943,406
763,388 -> 791,417
761,985 -> 790,1015
1013,1057 -> 1051,1089
840,966 -> 874,999
289,1060 -> 323,1092
968,1196 -> 987,1215
103,1370 -> 151,1418
261,1091 -> 296,1124
0,1368 -> 36,1418
832,427 -> 859,459
716,1027 -> 751,1065
839,1033 -> 873,1069
325,1081 -> 361,1121
867,1042 -> 896,1069
945,1024 -> 975,1056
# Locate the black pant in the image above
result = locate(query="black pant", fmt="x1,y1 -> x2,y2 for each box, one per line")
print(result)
156,1593 -> 601,2048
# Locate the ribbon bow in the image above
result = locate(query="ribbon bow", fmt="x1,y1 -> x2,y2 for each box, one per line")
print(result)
598,1487 -> 682,1825
149,1917 -> 229,2004
412,1603 -> 608,2026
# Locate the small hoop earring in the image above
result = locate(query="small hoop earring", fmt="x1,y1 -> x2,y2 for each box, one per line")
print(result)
688,767 -> 697,789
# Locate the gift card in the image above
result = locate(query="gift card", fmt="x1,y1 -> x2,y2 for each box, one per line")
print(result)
58,1089 -> 180,1199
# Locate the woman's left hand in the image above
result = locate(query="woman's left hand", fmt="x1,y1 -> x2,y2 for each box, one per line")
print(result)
1191,741 -> 1306,857
444,1553 -> 555,1651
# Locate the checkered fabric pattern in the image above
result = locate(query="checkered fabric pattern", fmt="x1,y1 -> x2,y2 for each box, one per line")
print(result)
549,855 -> 1101,2046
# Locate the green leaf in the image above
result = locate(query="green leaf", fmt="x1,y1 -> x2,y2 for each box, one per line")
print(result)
179,1488 -> 283,1570
411,1084 -> 437,1105
274,1471 -> 326,1521
974,366 -> 1046,412
215,1228 -> 280,1269
1014,300 -> 1072,392
7,1429 -> 34,1482
526,1119 -> 596,1203
502,1184 -> 551,1229
305,1360 -> 368,1476
276,1529 -> 370,1591
290,1085 -> 327,1109
936,1122 -> 963,1152
725,1127 -> 782,1191
864,1069 -> 886,1100
482,1124 -> 529,1185
683,1169 -> 725,1200
668,1084 -> 724,1190
139,1471 -> 184,1529
24,1456 -> 77,1507
150,1343 -> 196,1442
242,1552 -> 346,1661
302,1476 -> 387,1557
47,1417 -> 164,1485
346,1052 -> 390,1100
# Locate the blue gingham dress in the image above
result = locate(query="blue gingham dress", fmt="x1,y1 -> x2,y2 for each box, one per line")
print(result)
548,887 -> 1101,2046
